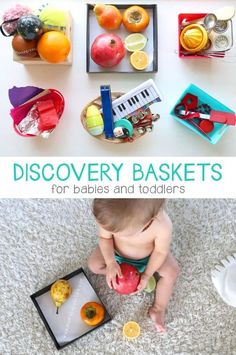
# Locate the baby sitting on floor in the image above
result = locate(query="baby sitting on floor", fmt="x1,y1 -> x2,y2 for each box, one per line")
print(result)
88,198 -> 180,332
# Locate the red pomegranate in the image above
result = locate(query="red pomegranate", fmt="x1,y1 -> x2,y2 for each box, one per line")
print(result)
91,33 -> 125,68
114,263 -> 140,295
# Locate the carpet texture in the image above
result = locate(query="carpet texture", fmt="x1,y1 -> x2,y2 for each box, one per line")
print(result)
0,199 -> 236,355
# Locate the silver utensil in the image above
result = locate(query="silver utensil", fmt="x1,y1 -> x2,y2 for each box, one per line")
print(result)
203,13 -> 217,32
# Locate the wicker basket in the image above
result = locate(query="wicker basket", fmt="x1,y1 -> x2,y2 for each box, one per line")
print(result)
80,92 -> 151,144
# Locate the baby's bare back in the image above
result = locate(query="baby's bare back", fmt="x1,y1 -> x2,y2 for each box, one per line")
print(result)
113,211 -> 172,260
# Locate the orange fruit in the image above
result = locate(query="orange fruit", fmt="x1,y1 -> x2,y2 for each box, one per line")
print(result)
123,321 -> 140,339
130,50 -> 149,70
123,6 -> 150,33
37,31 -> 71,63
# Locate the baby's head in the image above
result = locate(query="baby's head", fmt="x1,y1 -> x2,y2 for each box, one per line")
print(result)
92,199 -> 165,235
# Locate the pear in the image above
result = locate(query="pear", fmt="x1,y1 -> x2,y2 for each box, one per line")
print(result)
50,279 -> 72,314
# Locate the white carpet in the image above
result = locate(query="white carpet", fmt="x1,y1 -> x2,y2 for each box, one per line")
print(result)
0,199 -> 236,355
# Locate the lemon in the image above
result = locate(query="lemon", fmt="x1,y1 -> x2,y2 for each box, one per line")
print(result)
123,321 -> 141,339
144,275 -> 156,293
130,51 -> 149,71
124,33 -> 147,52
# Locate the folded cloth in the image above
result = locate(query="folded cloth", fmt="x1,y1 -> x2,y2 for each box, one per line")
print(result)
8,86 -> 44,107
115,253 -> 150,273
37,99 -> 59,131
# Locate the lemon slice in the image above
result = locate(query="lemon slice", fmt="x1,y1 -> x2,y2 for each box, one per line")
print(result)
123,321 -> 141,339
130,51 -> 149,71
144,275 -> 156,293
124,33 -> 147,52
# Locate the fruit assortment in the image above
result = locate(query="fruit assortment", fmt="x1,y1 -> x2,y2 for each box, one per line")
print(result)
91,3 -> 151,71
0,4 -> 71,63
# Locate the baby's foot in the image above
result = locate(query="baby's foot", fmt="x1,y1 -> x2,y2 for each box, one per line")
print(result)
148,306 -> 166,332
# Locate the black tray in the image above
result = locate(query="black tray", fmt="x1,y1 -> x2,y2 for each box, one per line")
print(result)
31,268 -> 112,350
86,4 -> 158,73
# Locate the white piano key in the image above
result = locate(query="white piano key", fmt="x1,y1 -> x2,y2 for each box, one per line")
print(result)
149,86 -> 160,100
137,93 -> 146,106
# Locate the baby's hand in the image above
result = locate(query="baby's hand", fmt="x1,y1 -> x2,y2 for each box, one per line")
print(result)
131,273 -> 150,295
106,261 -> 122,289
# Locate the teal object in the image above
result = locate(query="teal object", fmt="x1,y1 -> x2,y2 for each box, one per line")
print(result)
170,84 -> 233,144
114,119 -> 133,137
115,253 -> 150,273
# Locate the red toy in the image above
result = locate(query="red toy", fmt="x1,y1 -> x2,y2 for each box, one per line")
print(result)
114,263 -> 140,295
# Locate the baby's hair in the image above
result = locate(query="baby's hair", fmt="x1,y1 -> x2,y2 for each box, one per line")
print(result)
92,199 -> 165,233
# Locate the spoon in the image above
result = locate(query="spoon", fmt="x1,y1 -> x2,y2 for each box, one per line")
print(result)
181,13 -> 216,30
203,13 -> 217,32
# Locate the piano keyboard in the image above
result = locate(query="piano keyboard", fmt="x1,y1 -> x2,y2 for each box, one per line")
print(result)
111,79 -> 162,122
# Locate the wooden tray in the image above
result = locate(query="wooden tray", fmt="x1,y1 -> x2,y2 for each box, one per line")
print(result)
13,10 -> 73,65
81,92 -> 152,144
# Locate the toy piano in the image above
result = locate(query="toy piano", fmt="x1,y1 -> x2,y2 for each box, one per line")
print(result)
111,79 -> 162,122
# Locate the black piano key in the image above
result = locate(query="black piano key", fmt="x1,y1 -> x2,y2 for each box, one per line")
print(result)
135,95 -> 139,102
141,91 -> 146,98
128,99 -> 133,106
145,89 -> 149,96
131,97 -> 136,104
122,103 -> 126,110
112,109 -> 116,116
118,105 -> 123,112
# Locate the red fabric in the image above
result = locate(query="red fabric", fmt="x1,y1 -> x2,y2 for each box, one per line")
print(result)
37,100 -> 59,131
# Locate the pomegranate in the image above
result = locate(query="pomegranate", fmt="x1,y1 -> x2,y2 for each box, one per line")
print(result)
91,33 -> 125,68
114,263 -> 140,295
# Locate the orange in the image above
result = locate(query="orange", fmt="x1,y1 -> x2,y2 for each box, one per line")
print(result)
80,302 -> 105,326
123,6 -> 150,33
130,50 -> 149,70
37,31 -> 71,63
123,321 -> 141,339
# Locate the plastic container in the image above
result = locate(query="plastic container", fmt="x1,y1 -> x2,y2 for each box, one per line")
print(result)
170,84 -> 233,144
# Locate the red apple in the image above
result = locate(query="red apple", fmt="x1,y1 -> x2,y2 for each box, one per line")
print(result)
91,33 -> 125,68
114,263 -> 140,295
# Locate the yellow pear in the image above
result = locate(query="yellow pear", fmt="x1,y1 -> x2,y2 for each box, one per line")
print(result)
50,279 -> 72,314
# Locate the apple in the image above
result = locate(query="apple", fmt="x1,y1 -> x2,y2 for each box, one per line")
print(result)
91,33 -> 125,68
114,263 -> 140,295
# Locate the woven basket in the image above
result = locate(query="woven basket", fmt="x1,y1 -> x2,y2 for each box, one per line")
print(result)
80,92 -> 151,144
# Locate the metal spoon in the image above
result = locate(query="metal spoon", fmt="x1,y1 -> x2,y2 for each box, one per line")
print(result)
203,13 -> 217,32
181,13 -> 217,30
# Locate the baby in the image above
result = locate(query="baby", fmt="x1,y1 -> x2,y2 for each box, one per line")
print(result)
88,199 -> 180,332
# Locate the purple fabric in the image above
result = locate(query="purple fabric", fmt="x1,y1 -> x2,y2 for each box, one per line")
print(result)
8,86 -> 44,107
